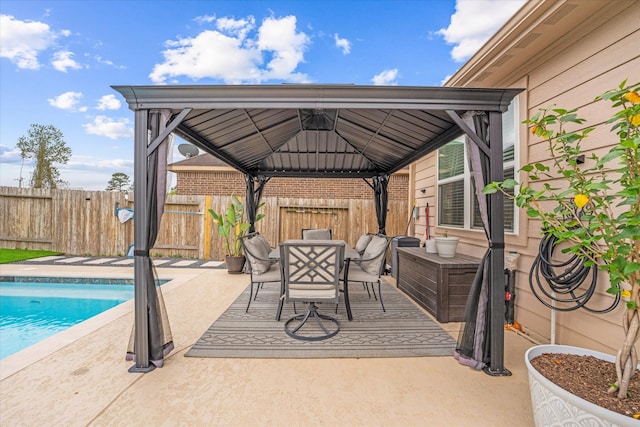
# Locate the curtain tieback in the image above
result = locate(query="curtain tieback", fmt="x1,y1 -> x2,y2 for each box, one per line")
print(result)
134,249 -> 150,256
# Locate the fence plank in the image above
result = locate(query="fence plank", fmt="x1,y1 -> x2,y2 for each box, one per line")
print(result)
0,187 -> 408,259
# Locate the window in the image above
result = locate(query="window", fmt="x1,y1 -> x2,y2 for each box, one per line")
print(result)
437,99 -> 518,232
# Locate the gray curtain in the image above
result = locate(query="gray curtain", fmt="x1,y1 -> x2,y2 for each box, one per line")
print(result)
245,174 -> 270,233
372,175 -> 389,235
454,112 -> 492,370
126,110 -> 174,368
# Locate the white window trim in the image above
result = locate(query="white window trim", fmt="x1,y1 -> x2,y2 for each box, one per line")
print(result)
436,98 -> 520,234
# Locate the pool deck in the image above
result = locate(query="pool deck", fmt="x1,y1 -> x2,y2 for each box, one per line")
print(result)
0,262 -> 536,426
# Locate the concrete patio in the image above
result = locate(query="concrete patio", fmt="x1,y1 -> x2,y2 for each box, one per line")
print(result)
0,262 -> 536,426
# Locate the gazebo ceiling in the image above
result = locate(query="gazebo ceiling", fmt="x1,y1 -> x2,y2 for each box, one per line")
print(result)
112,84 -> 521,178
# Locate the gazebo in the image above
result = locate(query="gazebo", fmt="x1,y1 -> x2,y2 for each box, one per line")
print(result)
112,84 -> 521,376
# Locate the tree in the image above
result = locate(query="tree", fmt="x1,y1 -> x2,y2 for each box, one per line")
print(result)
16,124 -> 71,189
106,172 -> 131,192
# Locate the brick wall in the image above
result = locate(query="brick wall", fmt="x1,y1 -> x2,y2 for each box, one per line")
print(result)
175,171 -> 408,200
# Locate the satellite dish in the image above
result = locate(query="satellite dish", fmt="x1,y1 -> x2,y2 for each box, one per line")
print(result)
178,144 -> 198,158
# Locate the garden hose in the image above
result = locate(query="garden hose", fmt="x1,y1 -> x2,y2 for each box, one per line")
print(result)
529,233 -> 620,314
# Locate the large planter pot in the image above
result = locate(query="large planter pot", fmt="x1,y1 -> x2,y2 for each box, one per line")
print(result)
526,344 -> 635,427
224,255 -> 246,274
435,236 -> 459,258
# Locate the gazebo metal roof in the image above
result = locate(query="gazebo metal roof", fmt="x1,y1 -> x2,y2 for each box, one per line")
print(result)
112,84 -> 520,178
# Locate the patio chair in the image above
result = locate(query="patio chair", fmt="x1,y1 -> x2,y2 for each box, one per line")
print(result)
239,232 -> 281,313
279,240 -> 344,341
301,228 -> 332,240
344,234 -> 392,312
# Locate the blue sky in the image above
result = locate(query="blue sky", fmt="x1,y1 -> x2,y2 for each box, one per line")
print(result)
0,0 -> 525,190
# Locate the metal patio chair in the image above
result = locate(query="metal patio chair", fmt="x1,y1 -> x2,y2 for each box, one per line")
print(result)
279,240 -> 344,341
239,232 -> 281,313
301,228 -> 333,240
344,234 -> 392,312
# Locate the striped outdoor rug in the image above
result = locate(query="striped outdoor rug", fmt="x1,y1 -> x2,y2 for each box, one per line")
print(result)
185,280 -> 457,358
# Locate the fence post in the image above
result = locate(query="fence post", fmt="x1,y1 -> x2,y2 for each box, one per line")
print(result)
203,195 -> 212,259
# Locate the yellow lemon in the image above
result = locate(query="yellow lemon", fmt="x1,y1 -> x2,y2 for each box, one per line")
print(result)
624,91 -> 640,103
574,194 -> 589,208
631,114 -> 640,127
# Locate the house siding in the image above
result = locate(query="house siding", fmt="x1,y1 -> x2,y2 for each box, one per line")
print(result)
411,0 -> 640,354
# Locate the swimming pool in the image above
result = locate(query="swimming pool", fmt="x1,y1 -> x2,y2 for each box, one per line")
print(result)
0,277 -> 137,359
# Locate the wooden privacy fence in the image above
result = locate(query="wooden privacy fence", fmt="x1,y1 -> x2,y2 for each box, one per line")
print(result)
0,187 -> 409,260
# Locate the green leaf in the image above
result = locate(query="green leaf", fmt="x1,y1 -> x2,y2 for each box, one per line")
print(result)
623,263 -> 640,275
559,113 -> 579,122
501,179 -> 518,189
526,208 -> 540,218
606,286 -> 619,295
482,186 -> 498,194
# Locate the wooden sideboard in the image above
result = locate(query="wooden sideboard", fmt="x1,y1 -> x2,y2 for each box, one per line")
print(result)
396,248 -> 481,323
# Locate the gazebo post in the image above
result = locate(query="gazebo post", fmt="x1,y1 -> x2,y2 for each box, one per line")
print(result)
130,109 -> 152,372
484,110 -> 510,376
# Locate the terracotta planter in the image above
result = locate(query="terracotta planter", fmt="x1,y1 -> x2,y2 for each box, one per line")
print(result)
224,255 -> 246,274
435,236 -> 459,258
525,344 -> 635,427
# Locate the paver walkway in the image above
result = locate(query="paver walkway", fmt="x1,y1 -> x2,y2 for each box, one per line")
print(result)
12,255 -> 225,269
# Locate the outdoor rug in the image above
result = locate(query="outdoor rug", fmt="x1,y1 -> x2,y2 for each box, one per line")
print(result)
185,279 -> 457,358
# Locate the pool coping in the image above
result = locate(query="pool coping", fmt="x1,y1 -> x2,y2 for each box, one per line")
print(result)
0,269 -> 196,380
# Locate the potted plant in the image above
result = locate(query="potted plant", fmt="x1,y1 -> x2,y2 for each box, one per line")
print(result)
435,231 -> 459,258
208,195 -> 265,274
484,81 -> 640,421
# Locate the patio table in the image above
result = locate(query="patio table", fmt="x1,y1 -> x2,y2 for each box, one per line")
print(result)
269,240 -> 359,321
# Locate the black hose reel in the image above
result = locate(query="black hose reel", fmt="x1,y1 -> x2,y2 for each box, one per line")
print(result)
529,233 -> 620,314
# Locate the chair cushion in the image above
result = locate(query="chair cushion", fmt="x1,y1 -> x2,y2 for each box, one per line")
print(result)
359,235 -> 387,275
254,234 -> 278,265
347,264 -> 378,283
243,236 -> 272,274
254,234 -> 272,253
354,234 -> 372,253
253,263 -> 281,282
302,229 -> 332,240
288,284 -> 337,300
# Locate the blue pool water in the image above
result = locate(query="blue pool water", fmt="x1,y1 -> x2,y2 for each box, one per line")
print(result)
0,279 -> 135,359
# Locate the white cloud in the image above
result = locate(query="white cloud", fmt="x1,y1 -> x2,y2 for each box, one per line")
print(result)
440,74 -> 453,86
217,16 -> 255,39
334,34 -> 351,55
59,156 -> 135,190
149,15 -> 310,84
194,14 -> 216,24
0,144 -> 23,163
437,0 -> 526,62
68,155 -> 133,170
51,50 -> 82,72
256,16 -> 310,81
48,91 -> 84,110
83,116 -> 133,139
96,94 -> 121,110
0,14 -> 57,69
95,55 -> 126,69
371,69 -> 399,86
